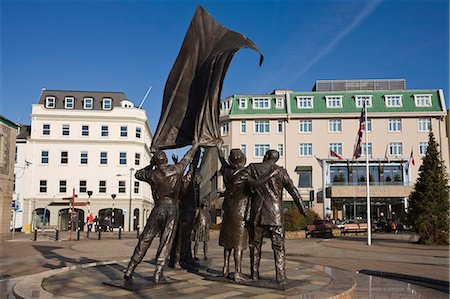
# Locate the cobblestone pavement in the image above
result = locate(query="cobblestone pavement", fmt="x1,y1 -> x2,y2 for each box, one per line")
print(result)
1,231 -> 448,298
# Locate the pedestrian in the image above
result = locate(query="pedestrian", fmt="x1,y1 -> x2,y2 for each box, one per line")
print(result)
192,202 -> 211,261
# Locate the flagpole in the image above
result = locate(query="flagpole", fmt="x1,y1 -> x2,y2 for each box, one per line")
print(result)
364,102 -> 372,245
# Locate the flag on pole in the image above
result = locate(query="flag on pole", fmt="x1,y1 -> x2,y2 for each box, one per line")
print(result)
330,149 -> 343,160
352,103 -> 366,159
410,148 -> 415,166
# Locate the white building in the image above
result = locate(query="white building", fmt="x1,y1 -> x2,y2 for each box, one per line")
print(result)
22,89 -> 153,232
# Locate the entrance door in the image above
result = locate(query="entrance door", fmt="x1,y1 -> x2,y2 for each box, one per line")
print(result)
59,208 -> 85,231
133,208 -> 139,231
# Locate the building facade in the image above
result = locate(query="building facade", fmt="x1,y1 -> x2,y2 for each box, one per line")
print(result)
0,115 -> 18,240
21,89 -> 153,232
219,79 -> 449,221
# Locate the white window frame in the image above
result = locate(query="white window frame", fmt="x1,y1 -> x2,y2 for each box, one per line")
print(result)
81,125 -> 89,136
238,98 -> 247,109
79,180 -> 87,193
275,98 -> 284,109
39,180 -> 47,193
254,144 -> 270,158
41,150 -> 49,164
366,118 -> 372,132
100,152 -> 108,165
296,96 -> 313,109
361,142 -> 373,156
134,181 -> 140,194
62,124 -> 70,136
419,142 -> 428,156
418,118 -> 431,132
240,144 -> 247,155
83,97 -> 93,109
252,98 -> 271,109
42,124 -> 50,135
328,119 -> 342,133
278,144 -> 284,157
326,96 -> 343,108
60,151 -> 68,164
299,119 -> 312,133
355,95 -> 373,108
59,180 -> 67,193
389,142 -> 403,156
120,126 -> 128,137
299,143 -> 312,157
80,151 -> 88,164
329,143 -> 343,155
254,120 -> 270,134
388,118 -> 402,132
101,125 -> 109,137
99,180 -> 107,193
385,95 -> 403,107
135,153 -> 141,166
45,96 -> 56,108
119,152 -> 127,165
221,122 -> 230,136
240,120 -> 247,134
102,98 -> 112,110
277,120 -> 283,133
118,180 -> 126,193
413,94 -> 432,107
65,97 -> 74,109
135,127 -> 142,138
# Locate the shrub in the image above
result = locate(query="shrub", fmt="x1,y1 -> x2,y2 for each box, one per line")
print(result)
284,207 -> 320,231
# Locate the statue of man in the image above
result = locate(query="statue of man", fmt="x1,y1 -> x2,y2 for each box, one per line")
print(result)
246,149 -> 308,285
123,142 -> 199,283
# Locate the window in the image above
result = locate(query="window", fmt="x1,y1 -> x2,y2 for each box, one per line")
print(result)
65,97 -> 74,109
240,121 -> 247,134
414,94 -> 432,107
361,142 -> 373,156
102,98 -> 112,110
253,98 -> 271,109
135,153 -> 141,166
385,95 -> 402,107
136,127 -> 142,138
328,119 -> 342,133
238,98 -> 247,109
299,143 -> 312,157
221,145 -> 230,160
134,181 -> 140,194
296,96 -> 313,108
355,95 -> 372,108
329,143 -> 343,155
43,124 -> 50,135
221,122 -> 230,136
277,120 -> 283,133
101,125 -> 109,137
330,166 -> 348,184
61,151 -> 68,164
240,144 -> 247,155
278,144 -> 284,157
118,180 -> 126,193
384,166 -> 403,183
299,119 -> 312,133
255,120 -> 270,133
81,125 -> 89,136
62,124 -> 70,136
39,180 -> 47,193
275,98 -> 284,109
388,119 -> 402,132
59,180 -> 67,193
45,97 -> 56,108
297,167 -> 312,188
79,180 -> 87,193
100,152 -> 108,165
99,180 -> 106,193
418,118 -> 431,132
326,96 -> 343,108
389,142 -> 403,156
366,119 -> 372,132
41,150 -> 49,164
84,97 -> 93,109
119,152 -> 127,165
80,151 -> 88,164
419,142 -> 428,156
120,126 -> 128,137
254,144 -> 270,157
221,100 -> 231,112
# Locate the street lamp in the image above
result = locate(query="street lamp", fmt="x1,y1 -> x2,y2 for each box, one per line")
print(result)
128,168 -> 134,231
87,190 -> 93,215
111,194 -> 116,229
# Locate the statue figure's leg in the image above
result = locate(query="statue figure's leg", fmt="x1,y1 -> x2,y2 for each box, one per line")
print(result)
270,226 -> 286,284
249,225 -> 263,281
203,241 -> 208,260
153,210 -> 178,283
233,249 -> 244,282
222,248 -> 231,277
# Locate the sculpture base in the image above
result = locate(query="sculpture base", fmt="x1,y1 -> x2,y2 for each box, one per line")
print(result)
204,274 -> 307,291
103,276 -> 178,291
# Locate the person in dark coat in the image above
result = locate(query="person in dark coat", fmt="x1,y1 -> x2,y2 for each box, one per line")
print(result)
246,149 -> 308,285
192,201 -> 211,261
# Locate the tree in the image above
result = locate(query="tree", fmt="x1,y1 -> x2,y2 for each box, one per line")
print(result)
407,131 -> 449,245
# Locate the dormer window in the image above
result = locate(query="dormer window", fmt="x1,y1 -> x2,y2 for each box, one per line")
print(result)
296,96 -> 313,109
414,94 -> 432,107
65,97 -> 74,109
238,98 -> 247,109
45,96 -> 56,108
326,96 -> 343,108
275,98 -> 284,109
355,95 -> 372,108
102,98 -> 112,110
252,98 -> 271,109
385,95 -> 402,107
84,97 -> 93,109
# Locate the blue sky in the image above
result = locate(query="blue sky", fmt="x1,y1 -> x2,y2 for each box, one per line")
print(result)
1,0 -> 448,132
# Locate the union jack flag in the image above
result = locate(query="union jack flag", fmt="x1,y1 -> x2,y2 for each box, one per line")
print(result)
352,103 -> 366,159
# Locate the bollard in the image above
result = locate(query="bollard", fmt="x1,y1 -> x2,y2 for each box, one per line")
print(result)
33,229 -> 37,241
86,229 -> 90,239
98,230 -> 101,240
136,225 -> 140,238
77,229 -> 80,241
118,226 -> 122,239
55,229 -> 59,241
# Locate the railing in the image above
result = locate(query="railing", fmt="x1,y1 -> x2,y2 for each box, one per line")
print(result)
328,181 -> 412,187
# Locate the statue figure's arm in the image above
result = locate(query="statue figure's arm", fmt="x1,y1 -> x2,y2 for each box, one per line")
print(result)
177,142 -> 200,174
281,169 -> 308,215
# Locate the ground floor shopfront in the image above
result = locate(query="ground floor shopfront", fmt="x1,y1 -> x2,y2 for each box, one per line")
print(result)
22,197 -> 154,232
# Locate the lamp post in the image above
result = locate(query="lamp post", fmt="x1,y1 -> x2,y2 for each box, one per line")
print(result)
111,194 -> 116,229
87,190 -> 93,215
128,168 -> 134,231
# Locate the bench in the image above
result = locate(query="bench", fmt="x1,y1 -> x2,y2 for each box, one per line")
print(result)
341,223 -> 368,236
305,224 -> 333,238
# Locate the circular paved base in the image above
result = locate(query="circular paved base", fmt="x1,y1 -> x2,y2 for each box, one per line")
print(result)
18,257 -> 355,299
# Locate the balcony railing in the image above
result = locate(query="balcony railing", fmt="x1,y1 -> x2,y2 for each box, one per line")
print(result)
328,181 -> 412,187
